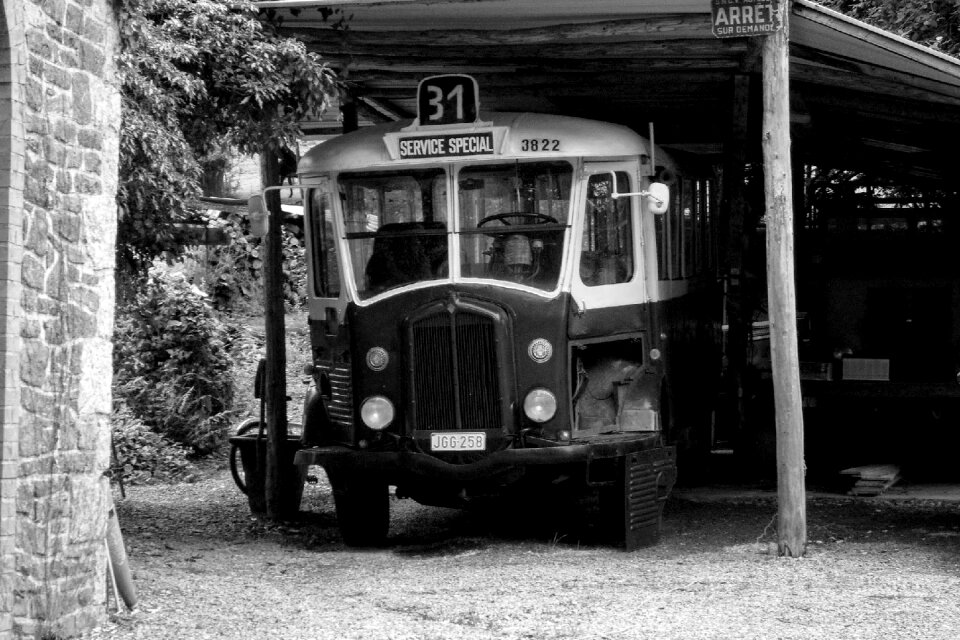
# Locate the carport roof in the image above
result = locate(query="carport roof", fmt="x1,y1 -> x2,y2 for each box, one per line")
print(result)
259,0 -> 960,184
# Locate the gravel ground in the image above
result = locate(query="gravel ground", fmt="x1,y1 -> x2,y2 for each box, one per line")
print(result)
81,468 -> 960,640
89,315 -> 960,639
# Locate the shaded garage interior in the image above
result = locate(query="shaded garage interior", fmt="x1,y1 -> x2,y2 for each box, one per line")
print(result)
260,0 -> 960,487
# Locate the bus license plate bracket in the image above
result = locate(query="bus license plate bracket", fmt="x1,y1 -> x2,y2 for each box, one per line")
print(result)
430,432 -> 486,451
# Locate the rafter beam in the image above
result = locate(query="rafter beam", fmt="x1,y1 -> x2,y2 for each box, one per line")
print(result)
277,14 -> 716,44
356,95 -> 411,121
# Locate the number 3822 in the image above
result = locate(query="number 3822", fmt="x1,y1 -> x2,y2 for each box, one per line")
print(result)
520,138 -> 560,152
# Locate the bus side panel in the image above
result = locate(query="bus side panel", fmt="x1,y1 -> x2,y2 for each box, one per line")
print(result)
304,313 -> 356,446
651,278 -> 724,473
567,302 -> 651,339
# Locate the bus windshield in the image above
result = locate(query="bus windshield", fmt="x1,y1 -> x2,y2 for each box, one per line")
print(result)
338,161 -> 572,299
458,161 -> 571,291
340,169 -> 449,298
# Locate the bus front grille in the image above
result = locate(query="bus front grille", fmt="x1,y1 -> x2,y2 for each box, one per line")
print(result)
409,305 -> 505,431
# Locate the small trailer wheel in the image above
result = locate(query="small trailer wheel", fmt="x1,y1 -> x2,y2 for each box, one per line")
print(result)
229,419 -> 263,495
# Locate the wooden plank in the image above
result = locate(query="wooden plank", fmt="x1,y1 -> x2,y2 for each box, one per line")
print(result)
840,464 -> 899,479
763,3 -> 806,559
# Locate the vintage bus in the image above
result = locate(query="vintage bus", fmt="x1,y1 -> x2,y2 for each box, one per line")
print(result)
244,76 -> 721,549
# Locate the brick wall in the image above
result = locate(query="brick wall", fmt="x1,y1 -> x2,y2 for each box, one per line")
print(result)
2,0 -> 120,637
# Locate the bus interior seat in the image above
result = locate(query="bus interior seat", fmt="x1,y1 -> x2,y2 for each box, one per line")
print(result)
365,221 -> 447,292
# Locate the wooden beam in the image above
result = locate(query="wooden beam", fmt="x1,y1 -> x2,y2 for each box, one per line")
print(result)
260,145 -> 290,520
352,83 -> 730,103
797,87 -> 960,126
792,0 -> 960,78
284,14 -> 717,46
319,49 -> 745,71
762,2 -> 806,559
790,57 -> 960,106
340,88 -> 358,133
356,96 -> 411,121
349,69 -> 735,89
719,74 -> 752,458
306,38 -> 747,62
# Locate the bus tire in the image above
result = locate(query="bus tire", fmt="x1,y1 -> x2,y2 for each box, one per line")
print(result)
331,474 -> 389,547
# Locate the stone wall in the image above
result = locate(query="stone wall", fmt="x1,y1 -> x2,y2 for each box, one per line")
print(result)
1,0 -> 120,637
0,4 -> 25,637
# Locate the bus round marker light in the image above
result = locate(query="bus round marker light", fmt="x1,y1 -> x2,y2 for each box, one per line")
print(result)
528,338 -> 553,364
360,396 -> 394,430
366,347 -> 389,371
558,430 -> 571,441
523,388 -> 557,423
650,348 -> 661,361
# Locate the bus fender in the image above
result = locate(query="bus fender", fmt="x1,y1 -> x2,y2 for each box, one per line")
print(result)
301,385 -> 329,446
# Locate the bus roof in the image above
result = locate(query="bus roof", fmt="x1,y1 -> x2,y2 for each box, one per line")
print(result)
298,112 -> 651,175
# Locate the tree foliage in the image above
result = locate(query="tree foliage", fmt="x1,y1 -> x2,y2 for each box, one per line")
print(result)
117,0 -> 337,274
820,1 -> 960,56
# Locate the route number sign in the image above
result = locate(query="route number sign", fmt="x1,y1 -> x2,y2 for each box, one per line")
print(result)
417,75 -> 480,126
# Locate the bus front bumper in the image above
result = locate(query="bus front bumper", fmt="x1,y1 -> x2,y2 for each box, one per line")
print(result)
294,432 -> 664,483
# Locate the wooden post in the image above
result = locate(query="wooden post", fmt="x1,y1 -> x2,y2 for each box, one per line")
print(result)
761,1 -> 806,558
260,144 -> 289,520
720,74 -> 751,454
340,88 -> 358,133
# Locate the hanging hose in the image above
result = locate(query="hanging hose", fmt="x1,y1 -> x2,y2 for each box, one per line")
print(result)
105,494 -> 137,610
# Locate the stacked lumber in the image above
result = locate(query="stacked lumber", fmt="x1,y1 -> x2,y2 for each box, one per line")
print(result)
840,464 -> 901,496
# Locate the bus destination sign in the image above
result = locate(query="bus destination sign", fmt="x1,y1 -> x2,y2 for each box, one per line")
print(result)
711,0 -> 781,38
397,131 -> 495,160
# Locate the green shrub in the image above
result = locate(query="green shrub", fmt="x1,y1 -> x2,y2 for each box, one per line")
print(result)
111,406 -> 196,484
114,267 -> 237,454
187,212 -> 308,313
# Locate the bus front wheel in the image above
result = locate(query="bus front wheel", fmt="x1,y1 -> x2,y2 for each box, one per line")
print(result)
330,474 -> 389,547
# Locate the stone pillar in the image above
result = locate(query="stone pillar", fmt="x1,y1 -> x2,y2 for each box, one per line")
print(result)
1,4 -> 25,638
2,0 -> 120,637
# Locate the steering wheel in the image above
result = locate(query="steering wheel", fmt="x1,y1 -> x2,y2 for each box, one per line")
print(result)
478,212 -> 558,227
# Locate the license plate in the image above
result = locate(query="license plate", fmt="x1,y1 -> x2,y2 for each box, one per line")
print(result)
430,432 -> 486,451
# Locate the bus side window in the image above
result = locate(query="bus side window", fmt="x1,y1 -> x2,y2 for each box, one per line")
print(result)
669,179 -> 683,280
310,190 -> 340,298
655,206 -> 667,279
580,172 -> 634,286
682,178 -> 695,278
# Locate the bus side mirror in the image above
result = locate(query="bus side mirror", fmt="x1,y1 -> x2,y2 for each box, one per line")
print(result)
247,194 -> 268,237
646,182 -> 670,215
610,175 -> 670,215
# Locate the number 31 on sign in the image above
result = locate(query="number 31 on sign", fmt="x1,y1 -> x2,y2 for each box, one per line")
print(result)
417,74 -> 481,126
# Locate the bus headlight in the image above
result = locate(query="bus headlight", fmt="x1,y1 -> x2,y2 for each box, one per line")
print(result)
360,396 -> 394,430
523,388 -> 557,423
